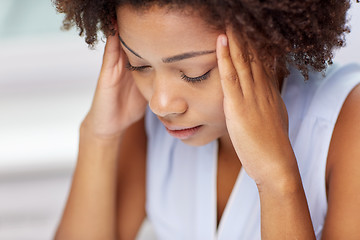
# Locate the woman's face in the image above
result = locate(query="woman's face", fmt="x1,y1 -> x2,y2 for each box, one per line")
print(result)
116,5 -> 227,146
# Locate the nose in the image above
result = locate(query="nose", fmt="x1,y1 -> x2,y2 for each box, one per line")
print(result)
149,75 -> 188,118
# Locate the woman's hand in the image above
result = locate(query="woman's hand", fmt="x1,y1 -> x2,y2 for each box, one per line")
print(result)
216,30 -> 315,239
216,30 -> 297,187
82,33 -> 147,139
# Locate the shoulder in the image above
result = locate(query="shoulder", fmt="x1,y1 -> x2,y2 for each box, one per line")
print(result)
322,74 -> 360,238
283,64 -> 360,122
323,63 -> 360,193
305,63 -> 360,123
326,80 -> 360,186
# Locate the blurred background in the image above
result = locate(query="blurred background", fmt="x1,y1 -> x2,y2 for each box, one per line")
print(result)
0,0 -> 103,239
0,0 -> 359,239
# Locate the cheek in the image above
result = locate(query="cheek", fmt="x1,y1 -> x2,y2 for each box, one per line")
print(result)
209,69 -> 224,110
208,71 -> 226,122
212,95 -> 226,122
194,70 -> 225,120
132,74 -> 152,101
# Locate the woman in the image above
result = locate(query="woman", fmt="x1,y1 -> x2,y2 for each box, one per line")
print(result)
54,0 -> 360,239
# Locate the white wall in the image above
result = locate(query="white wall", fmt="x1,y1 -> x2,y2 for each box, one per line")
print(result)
333,3 -> 360,64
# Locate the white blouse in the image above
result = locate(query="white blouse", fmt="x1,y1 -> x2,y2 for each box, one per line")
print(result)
145,63 -> 360,239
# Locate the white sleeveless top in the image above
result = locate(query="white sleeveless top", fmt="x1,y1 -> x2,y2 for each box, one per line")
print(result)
145,63 -> 360,239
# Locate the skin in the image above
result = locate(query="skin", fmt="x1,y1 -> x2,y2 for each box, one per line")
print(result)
55,4 -> 360,240
117,6 -> 228,147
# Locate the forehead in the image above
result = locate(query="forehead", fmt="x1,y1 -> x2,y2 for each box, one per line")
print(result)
116,5 -> 221,56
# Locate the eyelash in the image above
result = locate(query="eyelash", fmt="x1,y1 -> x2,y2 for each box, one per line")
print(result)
180,70 -> 211,83
126,62 -> 211,83
126,62 -> 150,71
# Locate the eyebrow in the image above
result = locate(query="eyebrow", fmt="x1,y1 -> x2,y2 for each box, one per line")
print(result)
119,35 -> 215,63
119,35 -> 142,59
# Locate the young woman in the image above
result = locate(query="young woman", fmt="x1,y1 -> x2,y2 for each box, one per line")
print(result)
54,0 -> 360,239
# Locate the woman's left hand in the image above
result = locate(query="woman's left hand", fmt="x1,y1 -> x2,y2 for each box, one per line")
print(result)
216,30 -> 298,187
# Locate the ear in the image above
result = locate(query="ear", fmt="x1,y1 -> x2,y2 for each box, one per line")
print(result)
111,17 -> 118,33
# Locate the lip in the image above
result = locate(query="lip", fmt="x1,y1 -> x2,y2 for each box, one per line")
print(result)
164,125 -> 202,140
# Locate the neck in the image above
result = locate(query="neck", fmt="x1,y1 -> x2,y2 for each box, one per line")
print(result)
218,133 -> 239,163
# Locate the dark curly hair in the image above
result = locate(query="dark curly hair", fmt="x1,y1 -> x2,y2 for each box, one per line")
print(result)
54,0 -> 355,80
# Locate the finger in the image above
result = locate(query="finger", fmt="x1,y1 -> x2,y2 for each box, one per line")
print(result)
248,48 -> 280,95
247,46 -> 270,83
102,33 -> 121,69
228,30 -> 276,95
226,29 -> 254,92
216,34 -> 243,99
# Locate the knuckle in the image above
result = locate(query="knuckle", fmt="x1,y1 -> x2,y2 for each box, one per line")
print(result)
226,72 -> 239,84
232,51 -> 246,63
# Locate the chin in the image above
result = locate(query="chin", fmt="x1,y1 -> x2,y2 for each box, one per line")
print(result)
180,136 -> 216,147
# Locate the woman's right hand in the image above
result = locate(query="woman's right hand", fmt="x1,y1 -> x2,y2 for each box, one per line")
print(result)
82,32 -> 147,139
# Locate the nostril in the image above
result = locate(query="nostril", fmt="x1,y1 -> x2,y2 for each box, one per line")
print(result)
149,93 -> 187,118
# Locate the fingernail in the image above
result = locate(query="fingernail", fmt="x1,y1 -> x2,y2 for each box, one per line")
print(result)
221,36 -> 228,47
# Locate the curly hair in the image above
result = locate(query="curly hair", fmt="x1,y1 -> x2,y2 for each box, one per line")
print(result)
54,0 -> 354,80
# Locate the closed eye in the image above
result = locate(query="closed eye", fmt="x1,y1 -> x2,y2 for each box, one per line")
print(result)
126,62 -> 151,71
181,70 -> 211,83
127,61 -> 211,83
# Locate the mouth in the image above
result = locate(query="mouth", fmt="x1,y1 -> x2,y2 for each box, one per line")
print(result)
164,124 -> 202,140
